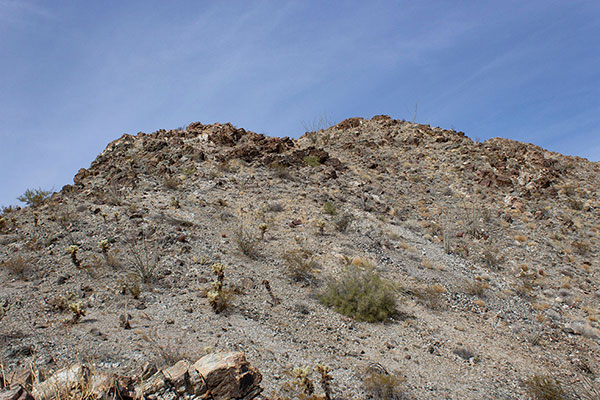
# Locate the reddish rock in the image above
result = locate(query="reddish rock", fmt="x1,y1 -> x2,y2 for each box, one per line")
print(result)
73,168 -> 89,185
371,114 -> 391,121
336,117 -> 363,129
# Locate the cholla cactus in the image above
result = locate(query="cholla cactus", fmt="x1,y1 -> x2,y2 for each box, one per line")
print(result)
67,245 -> 82,269
313,219 -> 326,236
293,366 -> 314,396
0,300 -> 10,322
68,301 -> 85,323
315,365 -> 333,400
259,223 -> 268,240
98,239 -> 110,255
207,264 -> 232,313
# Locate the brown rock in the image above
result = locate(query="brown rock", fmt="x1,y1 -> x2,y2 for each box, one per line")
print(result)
162,360 -> 191,392
32,364 -> 89,400
0,386 -> 34,400
88,372 -> 115,400
136,372 -> 164,398
336,117 -> 363,129
371,114 -> 391,121
5,369 -> 33,388
208,125 -> 244,146
73,168 -> 89,185
192,352 -> 262,400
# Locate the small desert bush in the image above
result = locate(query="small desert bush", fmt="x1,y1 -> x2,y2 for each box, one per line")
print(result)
572,240 -> 590,255
17,188 -> 52,207
322,202 -> 337,216
118,273 -> 142,299
278,364 -> 334,400
363,364 -> 410,400
269,162 -> 292,180
418,285 -> 446,310
283,249 -> 319,285
1,256 -> 30,278
304,155 -> 321,167
234,225 -> 260,259
464,279 -> 489,298
142,329 -> 195,368
126,233 -> 159,284
482,245 -> 504,269
523,375 -> 567,400
0,300 -> 11,322
163,175 -> 179,190
320,264 -> 396,322
302,113 -> 334,133
401,282 -> 446,310
334,214 -> 353,232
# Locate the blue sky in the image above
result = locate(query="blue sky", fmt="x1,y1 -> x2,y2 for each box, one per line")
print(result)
1,1 -> 599,206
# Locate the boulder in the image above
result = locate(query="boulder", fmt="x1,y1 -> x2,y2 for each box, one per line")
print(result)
192,352 -> 262,400
32,364 -> 88,400
137,352 -> 260,399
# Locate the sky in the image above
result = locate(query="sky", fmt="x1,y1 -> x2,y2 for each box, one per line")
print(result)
1,0 -> 599,207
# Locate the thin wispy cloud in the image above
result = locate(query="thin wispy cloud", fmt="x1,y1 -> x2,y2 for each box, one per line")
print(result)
0,0 -> 54,26
0,1 -> 598,206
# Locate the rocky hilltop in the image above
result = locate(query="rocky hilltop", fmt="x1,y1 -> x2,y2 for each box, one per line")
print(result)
1,116 -> 599,399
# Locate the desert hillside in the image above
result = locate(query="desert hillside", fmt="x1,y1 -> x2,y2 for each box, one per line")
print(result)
1,115 -> 599,399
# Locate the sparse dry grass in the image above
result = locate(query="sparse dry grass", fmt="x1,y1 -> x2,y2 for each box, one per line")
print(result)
363,364 -> 410,400
283,248 -> 319,285
523,375 -> 567,400
1,255 -> 31,278
234,225 -> 261,259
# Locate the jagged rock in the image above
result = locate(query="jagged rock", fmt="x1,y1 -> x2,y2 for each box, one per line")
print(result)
192,352 -> 262,400
136,352 -> 259,399
371,114 -> 391,122
336,117 -> 363,129
88,372 -> 116,400
4,369 -> 33,388
208,124 -> 244,146
564,320 -> 600,339
32,364 -> 88,400
73,168 -> 88,185
162,360 -> 193,394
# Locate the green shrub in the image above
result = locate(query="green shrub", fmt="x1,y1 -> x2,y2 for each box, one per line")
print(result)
323,202 -> 337,216
17,188 -> 52,207
303,155 -> 321,167
319,264 -> 396,322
